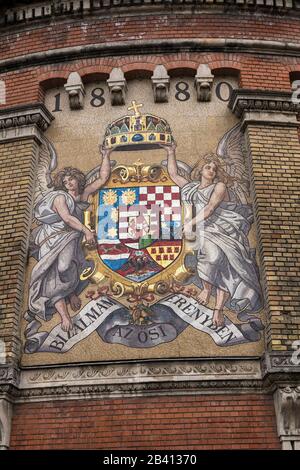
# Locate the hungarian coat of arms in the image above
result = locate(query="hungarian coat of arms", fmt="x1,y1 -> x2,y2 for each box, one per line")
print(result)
24,101 -> 264,354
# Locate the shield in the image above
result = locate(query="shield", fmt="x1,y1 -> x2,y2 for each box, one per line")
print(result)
96,175 -> 183,284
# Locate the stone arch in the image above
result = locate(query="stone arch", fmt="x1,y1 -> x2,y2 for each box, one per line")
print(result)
38,73 -> 69,103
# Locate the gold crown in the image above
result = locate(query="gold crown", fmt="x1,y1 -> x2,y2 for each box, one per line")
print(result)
103,101 -> 173,151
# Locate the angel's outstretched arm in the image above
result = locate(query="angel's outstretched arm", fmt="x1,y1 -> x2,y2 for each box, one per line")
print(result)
82,146 -> 112,199
162,143 -> 189,188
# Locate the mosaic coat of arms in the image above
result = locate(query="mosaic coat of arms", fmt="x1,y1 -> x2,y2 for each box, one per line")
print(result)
24,101 -> 264,354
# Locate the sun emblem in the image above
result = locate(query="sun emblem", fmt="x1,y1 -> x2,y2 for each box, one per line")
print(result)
111,207 -> 119,222
103,189 -> 117,205
122,189 -> 136,205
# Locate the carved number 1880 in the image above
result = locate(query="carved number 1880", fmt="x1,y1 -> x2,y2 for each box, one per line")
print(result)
52,81 -> 233,112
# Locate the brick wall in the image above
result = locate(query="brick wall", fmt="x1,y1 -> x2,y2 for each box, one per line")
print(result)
0,139 -> 38,363
1,11 -> 300,109
1,13 -> 300,62
246,125 -> 300,351
1,5 -> 300,451
10,394 -> 280,450
0,54 -> 298,110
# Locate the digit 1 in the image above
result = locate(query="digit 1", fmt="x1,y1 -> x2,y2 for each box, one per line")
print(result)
158,325 -> 167,337
52,93 -> 62,112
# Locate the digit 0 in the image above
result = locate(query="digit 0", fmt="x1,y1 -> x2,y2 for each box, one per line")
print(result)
215,81 -> 233,102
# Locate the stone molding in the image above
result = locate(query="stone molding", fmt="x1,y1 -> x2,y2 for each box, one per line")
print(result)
1,0 -> 298,29
229,89 -> 300,128
2,38 -> 300,74
0,358 -> 262,401
0,103 -> 54,143
20,358 -> 262,388
0,366 -> 20,388
13,379 -> 265,402
262,352 -> 300,376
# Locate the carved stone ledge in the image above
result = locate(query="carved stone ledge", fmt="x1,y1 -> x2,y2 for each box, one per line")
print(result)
0,366 -> 20,387
20,359 -> 262,389
13,359 -> 263,400
229,89 -> 300,128
0,103 -> 54,143
262,352 -> 300,377
14,378 -> 264,402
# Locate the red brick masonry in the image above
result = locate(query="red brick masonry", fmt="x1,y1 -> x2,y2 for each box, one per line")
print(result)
10,394 -> 280,450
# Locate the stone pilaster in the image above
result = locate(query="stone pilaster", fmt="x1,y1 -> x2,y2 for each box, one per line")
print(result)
0,103 -> 54,449
229,89 -> 300,449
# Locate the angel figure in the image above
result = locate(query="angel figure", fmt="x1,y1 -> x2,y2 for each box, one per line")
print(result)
26,140 -> 113,333
162,124 -> 263,328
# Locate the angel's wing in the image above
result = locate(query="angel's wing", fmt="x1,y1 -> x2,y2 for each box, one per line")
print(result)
217,124 -> 250,204
161,159 -> 192,182
85,160 -> 117,185
34,137 -> 57,207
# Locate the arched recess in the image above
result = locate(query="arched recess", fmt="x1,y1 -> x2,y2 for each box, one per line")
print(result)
121,61 -> 155,82
38,75 -> 68,103
211,67 -> 241,104
167,66 -> 197,78
211,66 -> 240,80
124,69 -> 153,80
81,72 -> 110,84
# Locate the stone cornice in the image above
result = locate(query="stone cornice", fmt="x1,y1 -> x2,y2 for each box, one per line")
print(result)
0,103 -> 54,131
1,356 -> 300,402
229,89 -> 300,128
1,0 -> 299,30
20,358 -> 262,389
1,358 -> 263,401
0,103 -> 54,143
229,89 -> 299,117
2,38 -> 300,74
262,352 -> 300,376
0,365 -> 20,390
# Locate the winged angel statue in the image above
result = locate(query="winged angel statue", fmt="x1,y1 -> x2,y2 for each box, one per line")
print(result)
25,139 -> 113,337
161,123 -> 263,328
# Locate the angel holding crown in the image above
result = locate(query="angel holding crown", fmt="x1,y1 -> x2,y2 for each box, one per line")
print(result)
162,124 -> 263,328
25,141 -> 113,338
